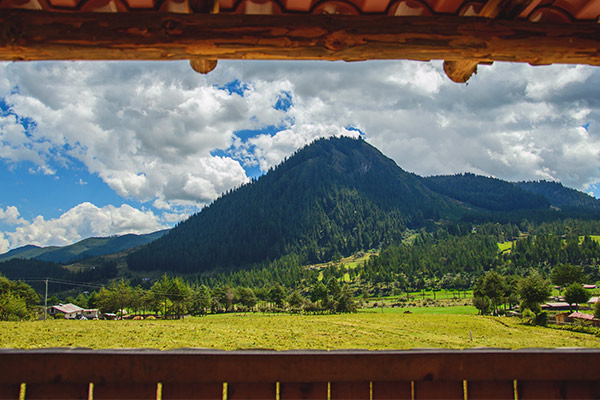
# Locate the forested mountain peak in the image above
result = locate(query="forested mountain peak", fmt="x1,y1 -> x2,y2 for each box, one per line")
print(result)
127,137 -> 600,275
127,136 -> 459,274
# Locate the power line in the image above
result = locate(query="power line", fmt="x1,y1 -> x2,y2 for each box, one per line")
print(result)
20,278 -> 193,298
20,278 -> 104,289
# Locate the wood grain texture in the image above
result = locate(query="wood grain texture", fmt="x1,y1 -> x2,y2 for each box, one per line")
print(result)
330,381 -> 370,399
0,384 -> 21,400
1,349 -> 599,384
162,382 -> 223,399
1,10 -> 600,66
279,382 -> 327,400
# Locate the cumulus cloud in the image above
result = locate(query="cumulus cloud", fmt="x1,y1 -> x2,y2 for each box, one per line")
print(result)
222,60 -> 600,192
0,233 -> 9,254
0,206 -> 26,226
3,202 -> 168,249
1,62 -> 251,208
1,58 -> 600,225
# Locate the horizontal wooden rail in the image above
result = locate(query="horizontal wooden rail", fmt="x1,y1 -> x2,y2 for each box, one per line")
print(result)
1,11 -> 600,67
0,349 -> 599,399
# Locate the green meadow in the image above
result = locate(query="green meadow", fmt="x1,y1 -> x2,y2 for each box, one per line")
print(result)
2,309 -> 599,350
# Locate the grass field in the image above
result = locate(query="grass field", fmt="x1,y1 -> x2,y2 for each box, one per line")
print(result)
361,305 -> 479,315
2,309 -> 599,350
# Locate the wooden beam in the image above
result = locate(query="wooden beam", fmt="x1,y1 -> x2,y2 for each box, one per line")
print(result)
442,0 -> 537,83
1,10 -> 600,66
190,57 -> 218,73
1,349 -> 600,384
443,60 -> 479,83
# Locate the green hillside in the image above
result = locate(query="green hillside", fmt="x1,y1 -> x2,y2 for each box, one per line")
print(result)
0,230 -> 169,264
518,180 -> 600,210
128,137 -> 461,274
128,137 -> 600,276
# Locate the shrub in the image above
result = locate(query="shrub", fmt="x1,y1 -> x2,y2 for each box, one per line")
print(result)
534,311 -> 548,327
521,309 -> 535,325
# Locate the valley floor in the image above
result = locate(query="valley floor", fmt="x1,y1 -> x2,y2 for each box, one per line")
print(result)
2,308 -> 599,350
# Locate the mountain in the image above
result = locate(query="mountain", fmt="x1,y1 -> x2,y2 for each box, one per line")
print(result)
422,173 -> 550,211
127,137 -> 462,274
517,181 -> 600,210
0,230 -> 169,264
0,244 -> 61,262
422,174 -> 600,212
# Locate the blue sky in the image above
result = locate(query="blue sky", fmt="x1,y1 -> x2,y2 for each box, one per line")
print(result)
0,60 -> 599,252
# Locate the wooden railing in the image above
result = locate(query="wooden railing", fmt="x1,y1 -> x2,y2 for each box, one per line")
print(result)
0,349 -> 599,399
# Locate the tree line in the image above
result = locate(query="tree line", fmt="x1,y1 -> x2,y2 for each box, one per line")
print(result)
61,275 -> 358,319
472,262 -> 600,325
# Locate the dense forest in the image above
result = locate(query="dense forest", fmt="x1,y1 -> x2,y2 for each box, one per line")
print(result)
195,219 -> 600,294
423,173 -> 550,211
3,218 -> 600,320
127,137 -> 600,275
127,137 -> 456,273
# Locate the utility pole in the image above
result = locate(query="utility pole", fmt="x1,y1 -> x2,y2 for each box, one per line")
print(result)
44,278 -> 48,321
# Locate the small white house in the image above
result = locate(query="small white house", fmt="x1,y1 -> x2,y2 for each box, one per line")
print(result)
48,303 -> 83,319
82,309 -> 99,319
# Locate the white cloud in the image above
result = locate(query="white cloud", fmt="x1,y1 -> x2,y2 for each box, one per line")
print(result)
0,233 -> 8,254
1,62 -> 251,208
0,206 -> 26,226
2,58 -> 600,214
222,60 -> 600,192
244,125 -> 360,172
4,202 -> 168,249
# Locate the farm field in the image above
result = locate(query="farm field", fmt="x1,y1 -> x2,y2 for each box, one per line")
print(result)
1,309 -> 599,350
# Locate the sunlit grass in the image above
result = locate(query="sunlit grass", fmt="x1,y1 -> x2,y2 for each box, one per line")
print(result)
2,311 -> 599,350
497,241 -> 514,253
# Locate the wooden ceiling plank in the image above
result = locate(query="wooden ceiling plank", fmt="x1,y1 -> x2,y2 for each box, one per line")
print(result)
0,11 -> 599,66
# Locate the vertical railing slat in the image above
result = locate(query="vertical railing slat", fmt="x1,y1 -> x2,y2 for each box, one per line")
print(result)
372,381 -> 411,400
24,383 -> 89,400
330,381 -> 370,400
468,380 -> 515,400
162,382 -> 223,399
227,382 -> 276,400
414,381 -> 463,400
93,383 -> 158,399
279,382 -> 327,400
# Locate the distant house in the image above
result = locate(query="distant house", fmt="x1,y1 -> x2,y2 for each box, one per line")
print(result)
554,312 -> 571,325
588,296 -> 599,305
48,303 -> 83,319
568,312 -> 600,327
583,284 -> 597,290
82,309 -> 99,319
542,302 -> 571,311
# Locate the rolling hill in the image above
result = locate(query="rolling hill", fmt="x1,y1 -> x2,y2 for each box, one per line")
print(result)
0,230 -> 169,264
